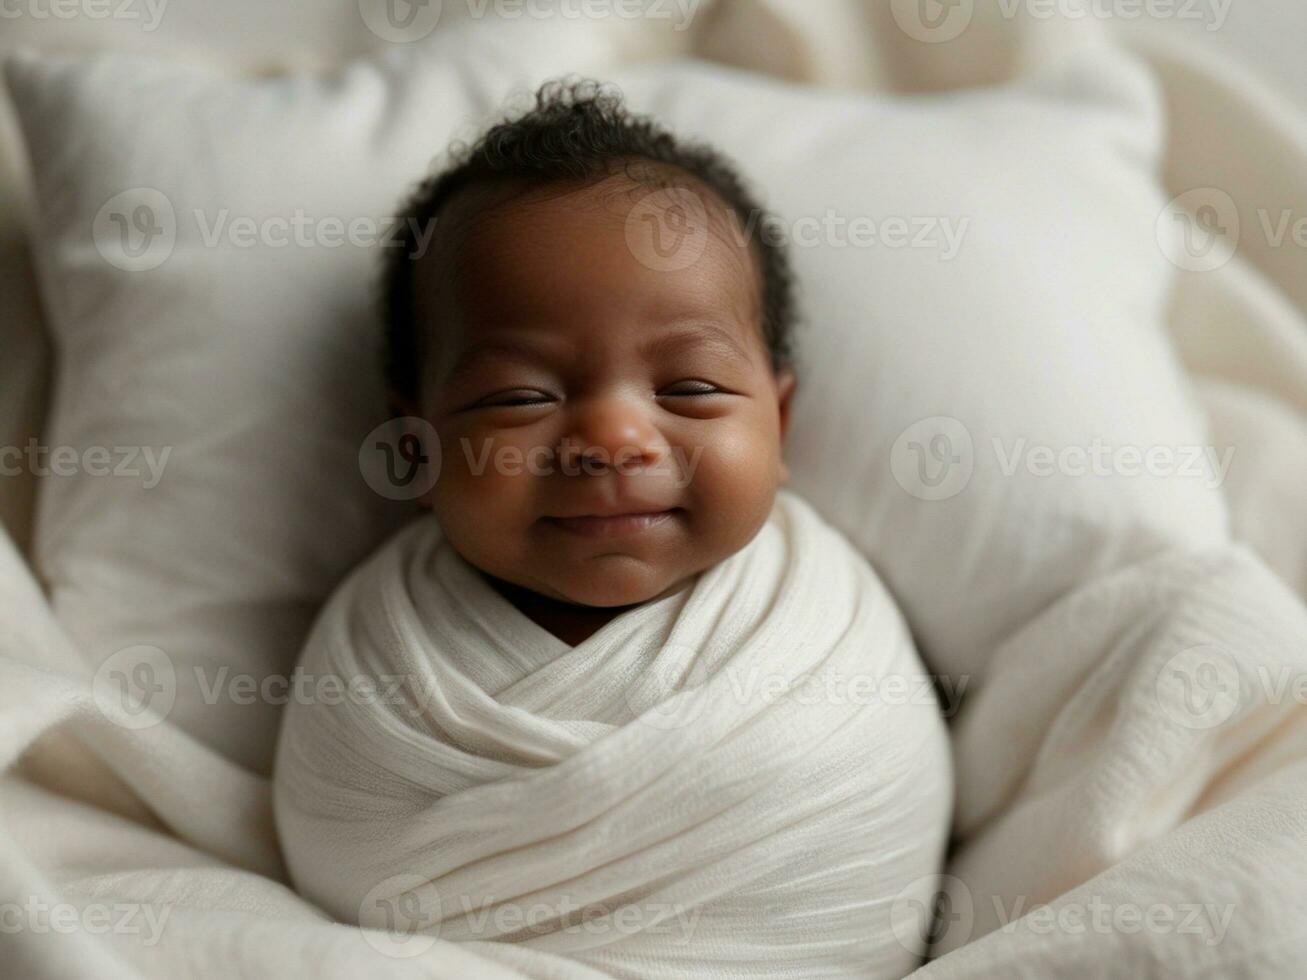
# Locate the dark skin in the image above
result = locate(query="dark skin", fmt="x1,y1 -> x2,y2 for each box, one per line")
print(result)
400,170 -> 796,646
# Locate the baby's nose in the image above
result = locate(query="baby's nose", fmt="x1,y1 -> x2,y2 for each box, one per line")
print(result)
558,396 -> 668,472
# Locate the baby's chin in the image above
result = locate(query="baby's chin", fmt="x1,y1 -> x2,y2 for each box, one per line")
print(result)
544,560 -> 697,609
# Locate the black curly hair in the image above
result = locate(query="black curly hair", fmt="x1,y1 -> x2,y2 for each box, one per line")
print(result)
378,78 -> 797,407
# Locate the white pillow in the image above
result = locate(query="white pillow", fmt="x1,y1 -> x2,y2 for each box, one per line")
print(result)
3,31 -> 1226,774
2,21 -> 630,772
612,54 -> 1228,679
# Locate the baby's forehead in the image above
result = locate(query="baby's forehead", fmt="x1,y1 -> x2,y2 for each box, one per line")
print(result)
413,170 -> 766,361
436,166 -> 754,270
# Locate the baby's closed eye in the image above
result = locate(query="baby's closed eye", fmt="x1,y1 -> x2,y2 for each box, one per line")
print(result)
659,379 -> 729,396
471,389 -> 557,408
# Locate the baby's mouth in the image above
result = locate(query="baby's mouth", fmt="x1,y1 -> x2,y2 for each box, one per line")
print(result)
543,508 -> 683,538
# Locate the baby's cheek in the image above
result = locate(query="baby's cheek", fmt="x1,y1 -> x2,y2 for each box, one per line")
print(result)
680,424 -> 782,542
683,421 -> 776,491
434,431 -> 535,519
437,423 -> 509,477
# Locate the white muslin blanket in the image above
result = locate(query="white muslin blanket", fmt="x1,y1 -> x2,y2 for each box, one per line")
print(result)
273,489 -> 953,979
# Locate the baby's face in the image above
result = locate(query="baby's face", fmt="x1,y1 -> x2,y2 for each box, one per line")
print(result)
411,176 -> 795,608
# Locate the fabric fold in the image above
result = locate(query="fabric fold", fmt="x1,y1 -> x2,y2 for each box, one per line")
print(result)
275,490 -> 954,979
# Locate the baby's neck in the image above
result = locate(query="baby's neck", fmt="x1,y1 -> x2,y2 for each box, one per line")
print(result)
479,572 -> 639,647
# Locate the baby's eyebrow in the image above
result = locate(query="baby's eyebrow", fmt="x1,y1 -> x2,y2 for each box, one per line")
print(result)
640,323 -> 756,364
446,337 -> 555,377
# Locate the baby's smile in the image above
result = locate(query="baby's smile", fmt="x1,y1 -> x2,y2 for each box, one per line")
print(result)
541,508 -> 684,538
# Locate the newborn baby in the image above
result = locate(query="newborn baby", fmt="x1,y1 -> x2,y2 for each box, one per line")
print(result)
275,81 -> 952,979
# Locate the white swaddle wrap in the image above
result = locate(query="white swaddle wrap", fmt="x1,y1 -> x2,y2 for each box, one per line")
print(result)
274,490 -> 952,979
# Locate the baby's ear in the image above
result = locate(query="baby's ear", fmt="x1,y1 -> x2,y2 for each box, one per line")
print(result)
775,368 -> 797,483
385,389 -> 437,511
386,389 -> 420,420
411,416 -> 437,512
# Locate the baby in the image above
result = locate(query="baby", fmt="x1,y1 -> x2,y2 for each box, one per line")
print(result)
275,81 -> 952,979
379,83 -> 798,649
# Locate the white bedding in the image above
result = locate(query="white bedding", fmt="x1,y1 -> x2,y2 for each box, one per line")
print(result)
927,544 -> 1307,972
4,3 -> 1307,979
274,490 -> 952,978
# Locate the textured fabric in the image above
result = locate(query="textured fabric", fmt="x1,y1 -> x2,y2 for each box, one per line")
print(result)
0,523 -> 610,979
1,18 -> 635,774
611,47 -> 1227,685
3,3 -> 1307,979
920,543 -> 1307,977
1,23 -> 1224,782
1197,379 -> 1307,598
275,490 -> 953,979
